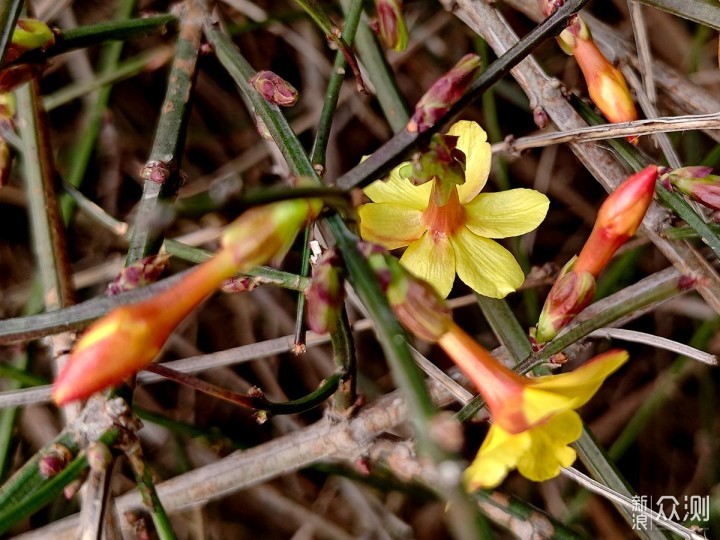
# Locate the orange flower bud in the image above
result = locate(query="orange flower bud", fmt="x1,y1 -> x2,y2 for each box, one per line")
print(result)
52,250 -> 239,405
574,165 -> 657,277
572,37 -> 638,134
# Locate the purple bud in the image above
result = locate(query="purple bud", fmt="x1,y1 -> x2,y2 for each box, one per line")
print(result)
250,71 -> 299,107
533,106 -> 549,129
39,443 -> 73,478
107,254 -> 170,296
221,276 -> 260,293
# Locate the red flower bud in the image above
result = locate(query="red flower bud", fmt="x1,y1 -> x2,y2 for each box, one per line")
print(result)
574,165 -> 657,276
375,0 -> 408,52
407,54 -> 482,133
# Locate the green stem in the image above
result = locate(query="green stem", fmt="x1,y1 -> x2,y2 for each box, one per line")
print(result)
330,307 -> 357,410
126,447 -> 177,540
125,2 -> 203,264
310,0 -> 364,168
338,0 -> 408,132
0,0 -> 23,66
7,14 -> 177,68
17,80 -> 75,308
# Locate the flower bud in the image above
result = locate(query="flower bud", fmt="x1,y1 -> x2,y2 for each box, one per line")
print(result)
361,244 -> 453,341
249,71 -> 299,107
107,254 -> 170,296
570,32 -> 638,133
574,165 -> 657,276
407,54 -> 482,133
374,0 -> 408,52
5,19 -> 55,63
535,258 -> 596,343
662,166 -> 720,212
221,197 -> 323,269
39,443 -> 73,478
306,249 -> 345,334
52,249 -> 240,405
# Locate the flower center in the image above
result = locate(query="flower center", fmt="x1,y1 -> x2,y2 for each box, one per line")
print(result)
421,181 -> 466,237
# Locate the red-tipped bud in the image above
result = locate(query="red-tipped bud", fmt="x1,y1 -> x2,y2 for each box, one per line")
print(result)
535,257 -> 596,343
107,254 -> 170,296
537,0 -> 567,18
221,197 -> 323,269
569,31 -> 638,134
398,133 -> 466,187
407,54 -> 482,133
305,249 -> 345,334
662,166 -> 720,212
249,71 -> 299,107
574,165 -> 657,276
374,0 -> 408,52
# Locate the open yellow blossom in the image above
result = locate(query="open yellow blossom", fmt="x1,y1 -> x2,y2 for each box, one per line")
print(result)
438,322 -> 628,488
358,121 -> 549,298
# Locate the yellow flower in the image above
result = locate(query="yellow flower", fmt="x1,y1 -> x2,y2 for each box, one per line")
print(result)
437,322 -> 628,489
358,121 -> 549,298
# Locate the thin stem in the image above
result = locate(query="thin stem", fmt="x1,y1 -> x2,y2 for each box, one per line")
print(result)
144,363 -> 343,416
126,1 -> 203,264
125,444 -> 177,540
330,307 -> 357,410
338,0 -> 408,132
309,0 -> 364,168
16,80 -> 75,308
6,14 -> 177,68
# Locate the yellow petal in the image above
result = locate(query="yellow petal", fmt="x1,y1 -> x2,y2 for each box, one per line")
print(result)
400,232 -> 455,298
521,350 -> 629,424
464,189 -> 550,239
358,203 -> 425,249
452,227 -> 524,298
363,163 -> 432,209
516,410 -> 582,482
464,424 -> 531,490
448,121 -> 491,204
